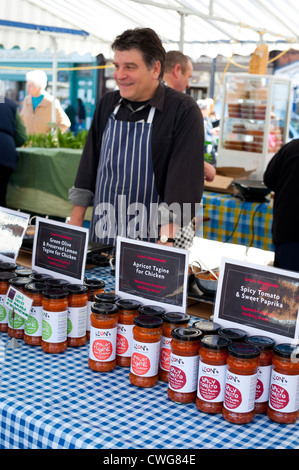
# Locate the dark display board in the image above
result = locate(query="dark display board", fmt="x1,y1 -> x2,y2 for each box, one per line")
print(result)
214,259 -> 299,343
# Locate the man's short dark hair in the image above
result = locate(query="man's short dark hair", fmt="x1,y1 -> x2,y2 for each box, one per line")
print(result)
112,28 -> 166,80
164,50 -> 191,75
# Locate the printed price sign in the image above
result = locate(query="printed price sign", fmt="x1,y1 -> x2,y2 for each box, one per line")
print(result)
5,286 -> 33,320
32,217 -> 89,283
115,236 -> 189,313
214,258 -> 299,344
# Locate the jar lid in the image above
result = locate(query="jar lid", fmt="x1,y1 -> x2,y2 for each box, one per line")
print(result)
0,262 -> 17,271
91,302 -> 118,315
45,278 -> 70,287
115,299 -> 142,310
15,268 -> 33,277
218,328 -> 247,342
273,343 -> 299,359
9,276 -> 30,287
162,312 -> 190,324
42,287 -> 68,299
228,342 -> 261,359
201,334 -> 231,350
192,320 -> 221,334
94,293 -> 120,303
30,272 -> 53,282
171,327 -> 202,341
245,335 -> 276,350
25,281 -> 47,294
138,305 -> 166,317
134,314 -> 163,328
67,284 -> 88,295
84,278 -> 105,289
0,271 -> 17,282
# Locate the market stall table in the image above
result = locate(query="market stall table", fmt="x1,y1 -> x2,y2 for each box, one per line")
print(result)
0,265 -> 298,450
202,191 -> 274,252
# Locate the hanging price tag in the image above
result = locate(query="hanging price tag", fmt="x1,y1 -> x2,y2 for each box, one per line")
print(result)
4,286 -> 33,320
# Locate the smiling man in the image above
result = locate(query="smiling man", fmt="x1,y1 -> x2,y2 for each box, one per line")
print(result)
68,28 -> 205,246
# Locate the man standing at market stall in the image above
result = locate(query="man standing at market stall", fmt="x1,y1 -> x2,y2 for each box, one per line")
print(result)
68,28 -> 205,246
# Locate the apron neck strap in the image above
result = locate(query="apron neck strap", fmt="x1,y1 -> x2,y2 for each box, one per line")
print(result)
113,100 -> 155,123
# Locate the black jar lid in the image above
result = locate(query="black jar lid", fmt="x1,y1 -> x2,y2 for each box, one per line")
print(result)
134,314 -> 163,328
273,343 -> 299,359
0,262 -> 17,271
218,328 -> 247,342
94,293 -> 120,303
15,268 -> 33,277
45,278 -> 70,287
193,320 -> 221,335
201,334 -> 231,350
91,302 -> 118,315
138,305 -> 166,317
42,287 -> 69,299
115,299 -> 142,310
67,284 -> 88,295
9,276 -> 30,287
25,281 -> 47,294
171,327 -> 202,341
162,311 -> 190,324
30,272 -> 53,282
0,271 -> 17,282
84,278 -> 105,289
245,335 -> 276,350
228,342 -> 261,359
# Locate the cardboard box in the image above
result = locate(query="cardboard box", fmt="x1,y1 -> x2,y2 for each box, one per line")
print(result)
204,166 -> 254,194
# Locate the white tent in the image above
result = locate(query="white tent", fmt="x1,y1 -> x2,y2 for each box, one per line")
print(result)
1,0 -> 299,60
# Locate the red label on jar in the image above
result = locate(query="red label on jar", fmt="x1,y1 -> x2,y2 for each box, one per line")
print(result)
131,352 -> 150,375
92,339 -> 113,360
160,347 -> 171,371
269,384 -> 289,409
169,365 -> 187,390
224,384 -> 242,409
117,334 -> 129,355
255,378 -> 264,400
199,376 -> 221,401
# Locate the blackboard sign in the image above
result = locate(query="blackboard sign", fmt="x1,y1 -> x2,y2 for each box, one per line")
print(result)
115,237 -> 188,312
214,258 -> 299,343
32,217 -> 89,283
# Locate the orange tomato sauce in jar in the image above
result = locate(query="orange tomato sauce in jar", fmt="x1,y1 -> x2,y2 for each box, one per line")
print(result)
7,277 -> 29,339
223,343 -> 260,424
41,287 -> 69,353
84,279 -> 106,340
218,328 -> 247,343
129,315 -> 163,388
0,272 -> 17,332
115,299 -> 142,367
159,312 -> 190,383
196,334 -> 230,414
67,284 -> 88,347
24,281 -> 45,346
245,335 -> 275,414
168,327 -> 202,404
88,302 -> 118,372
267,343 -> 299,424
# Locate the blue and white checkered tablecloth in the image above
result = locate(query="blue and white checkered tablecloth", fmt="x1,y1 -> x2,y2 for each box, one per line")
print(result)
0,266 -> 298,450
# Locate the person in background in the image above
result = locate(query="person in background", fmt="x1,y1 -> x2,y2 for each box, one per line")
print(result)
263,139 -> 299,272
197,98 -> 220,162
65,100 -> 76,133
76,98 -> 86,131
0,96 -> 27,207
20,70 -> 70,135
68,28 -> 205,247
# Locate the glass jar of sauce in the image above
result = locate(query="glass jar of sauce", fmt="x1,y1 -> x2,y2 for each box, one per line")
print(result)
193,320 -> 221,338
7,277 -> 29,339
130,315 -> 163,388
24,281 -> 45,346
196,334 -> 230,414
115,299 -> 142,367
267,343 -> 299,424
0,272 -> 17,332
245,335 -> 275,414
67,284 -> 88,347
41,287 -> 68,353
138,305 -> 166,319
223,343 -> 260,424
84,279 -> 105,340
168,327 -> 202,404
159,312 -> 190,383
218,328 -> 247,343
88,302 -> 118,372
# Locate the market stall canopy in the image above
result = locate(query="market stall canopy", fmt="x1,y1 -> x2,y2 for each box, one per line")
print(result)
0,0 -> 298,59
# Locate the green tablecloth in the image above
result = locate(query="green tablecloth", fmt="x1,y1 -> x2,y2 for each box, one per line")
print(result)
7,147 -> 92,220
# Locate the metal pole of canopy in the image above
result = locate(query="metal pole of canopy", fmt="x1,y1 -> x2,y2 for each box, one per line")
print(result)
179,13 -> 185,52
51,36 -> 57,126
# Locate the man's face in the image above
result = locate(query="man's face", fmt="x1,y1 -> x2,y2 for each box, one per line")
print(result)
177,60 -> 193,93
26,80 -> 42,98
113,48 -> 160,102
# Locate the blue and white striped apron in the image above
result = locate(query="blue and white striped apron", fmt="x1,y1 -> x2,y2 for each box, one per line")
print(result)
90,102 -> 161,245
